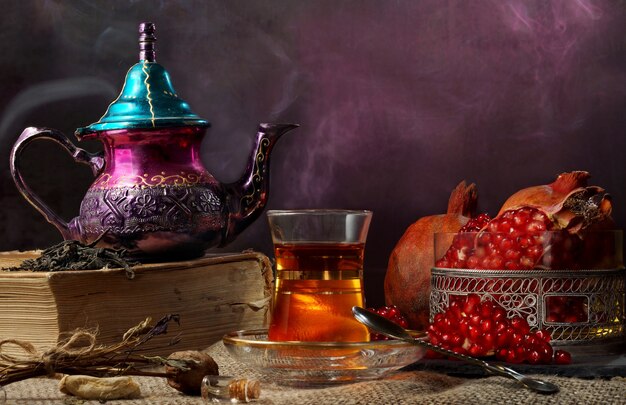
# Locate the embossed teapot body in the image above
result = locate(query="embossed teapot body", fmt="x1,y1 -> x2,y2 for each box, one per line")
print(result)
10,23 -> 298,260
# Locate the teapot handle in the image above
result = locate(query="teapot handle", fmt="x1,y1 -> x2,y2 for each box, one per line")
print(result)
9,127 -> 105,240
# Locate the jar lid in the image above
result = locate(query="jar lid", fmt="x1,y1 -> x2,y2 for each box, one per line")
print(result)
76,22 -> 209,138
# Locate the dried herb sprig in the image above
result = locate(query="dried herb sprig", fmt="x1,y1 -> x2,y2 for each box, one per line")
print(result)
0,314 -> 187,387
6,239 -> 137,279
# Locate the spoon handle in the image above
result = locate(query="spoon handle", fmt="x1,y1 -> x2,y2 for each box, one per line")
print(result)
414,339 -> 503,375
408,333 -> 561,393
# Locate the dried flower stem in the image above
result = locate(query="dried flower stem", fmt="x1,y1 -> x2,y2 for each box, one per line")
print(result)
0,314 -> 186,387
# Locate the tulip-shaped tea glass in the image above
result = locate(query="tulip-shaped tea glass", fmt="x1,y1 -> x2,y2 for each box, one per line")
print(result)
267,210 -> 372,342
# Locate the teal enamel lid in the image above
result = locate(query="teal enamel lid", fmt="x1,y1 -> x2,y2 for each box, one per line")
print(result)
76,23 -> 208,137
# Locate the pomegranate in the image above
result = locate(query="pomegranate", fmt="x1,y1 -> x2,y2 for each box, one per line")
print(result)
497,171 -> 612,233
436,172 -> 614,271
385,181 -> 478,330
368,305 -> 409,341
427,294 -> 571,365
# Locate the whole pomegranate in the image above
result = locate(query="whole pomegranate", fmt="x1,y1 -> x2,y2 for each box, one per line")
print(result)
437,172 -> 614,270
385,181 -> 478,330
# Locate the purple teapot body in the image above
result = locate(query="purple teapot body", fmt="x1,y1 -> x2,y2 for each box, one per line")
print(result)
10,23 -> 297,260
11,123 -> 296,260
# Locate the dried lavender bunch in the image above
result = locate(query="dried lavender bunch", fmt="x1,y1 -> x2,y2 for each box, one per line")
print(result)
7,240 -> 137,278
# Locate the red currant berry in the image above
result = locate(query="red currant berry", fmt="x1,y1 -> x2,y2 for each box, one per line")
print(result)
534,329 -> 551,343
510,316 -> 531,335
369,305 -> 410,341
463,294 -> 481,315
554,350 -> 572,365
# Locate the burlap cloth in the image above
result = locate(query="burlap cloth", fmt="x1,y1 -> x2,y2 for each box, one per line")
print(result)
2,342 -> 624,405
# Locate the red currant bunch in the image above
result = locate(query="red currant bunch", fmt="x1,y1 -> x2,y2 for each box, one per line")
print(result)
368,305 -> 409,341
427,294 -> 572,365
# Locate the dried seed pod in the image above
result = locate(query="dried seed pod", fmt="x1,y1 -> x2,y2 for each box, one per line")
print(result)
166,350 -> 219,395
59,375 -> 141,400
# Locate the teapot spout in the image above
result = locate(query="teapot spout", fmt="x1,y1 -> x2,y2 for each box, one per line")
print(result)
222,123 -> 299,245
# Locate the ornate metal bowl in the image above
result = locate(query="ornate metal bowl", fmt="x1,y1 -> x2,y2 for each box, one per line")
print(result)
430,267 -> 625,343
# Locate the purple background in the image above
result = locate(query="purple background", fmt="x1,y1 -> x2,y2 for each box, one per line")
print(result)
1,1 -> 625,307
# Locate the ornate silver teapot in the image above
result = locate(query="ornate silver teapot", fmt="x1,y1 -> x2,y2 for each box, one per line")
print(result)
10,23 -> 298,260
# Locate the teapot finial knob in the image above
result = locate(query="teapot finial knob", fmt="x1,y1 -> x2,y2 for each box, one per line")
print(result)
139,22 -> 156,62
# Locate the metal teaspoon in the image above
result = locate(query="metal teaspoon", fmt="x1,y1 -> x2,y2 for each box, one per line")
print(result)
352,306 -> 559,394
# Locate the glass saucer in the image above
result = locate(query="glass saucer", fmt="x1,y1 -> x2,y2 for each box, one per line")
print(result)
223,329 -> 427,386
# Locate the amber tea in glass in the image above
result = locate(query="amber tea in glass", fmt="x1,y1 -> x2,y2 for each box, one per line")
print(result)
267,210 -> 372,342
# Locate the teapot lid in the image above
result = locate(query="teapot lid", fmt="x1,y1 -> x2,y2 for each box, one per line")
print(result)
76,22 -> 209,137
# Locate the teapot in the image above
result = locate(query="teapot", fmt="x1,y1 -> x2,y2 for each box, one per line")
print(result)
10,23 -> 298,260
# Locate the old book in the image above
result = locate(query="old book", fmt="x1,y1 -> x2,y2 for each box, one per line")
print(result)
0,251 -> 272,356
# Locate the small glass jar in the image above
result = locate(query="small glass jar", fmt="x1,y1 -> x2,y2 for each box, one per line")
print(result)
201,375 -> 261,403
